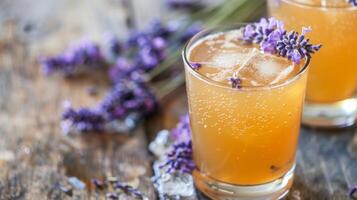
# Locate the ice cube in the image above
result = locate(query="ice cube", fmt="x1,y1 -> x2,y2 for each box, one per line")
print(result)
235,52 -> 296,86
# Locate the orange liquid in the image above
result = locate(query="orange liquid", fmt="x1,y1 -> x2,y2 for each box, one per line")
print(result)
185,30 -> 308,184
268,0 -> 357,103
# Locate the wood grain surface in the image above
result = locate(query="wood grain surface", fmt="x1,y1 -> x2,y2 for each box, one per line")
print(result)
0,0 -> 357,199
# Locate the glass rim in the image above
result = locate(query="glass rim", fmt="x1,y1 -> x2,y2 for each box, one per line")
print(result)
182,24 -> 311,92
280,0 -> 357,10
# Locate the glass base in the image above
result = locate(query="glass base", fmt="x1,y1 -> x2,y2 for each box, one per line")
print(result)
302,98 -> 357,128
193,165 -> 295,200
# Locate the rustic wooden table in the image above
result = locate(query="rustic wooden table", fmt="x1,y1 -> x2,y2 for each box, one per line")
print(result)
0,0 -> 356,199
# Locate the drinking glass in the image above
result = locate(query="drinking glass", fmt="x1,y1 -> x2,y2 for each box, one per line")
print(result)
183,25 -> 310,200
268,0 -> 357,127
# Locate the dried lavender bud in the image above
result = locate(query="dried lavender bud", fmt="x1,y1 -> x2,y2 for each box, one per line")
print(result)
242,17 -> 322,64
113,182 -> 145,199
41,40 -> 105,76
161,141 -> 195,174
92,179 -> 106,190
348,0 -> 357,6
189,62 -> 201,70
62,107 -> 106,134
276,27 -> 322,64
228,76 -> 242,89
350,185 -> 357,199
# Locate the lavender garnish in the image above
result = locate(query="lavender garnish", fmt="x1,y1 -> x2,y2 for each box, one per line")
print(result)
276,27 -> 322,63
189,62 -> 201,70
41,40 -> 105,76
242,17 -> 321,64
350,185 -> 357,199
348,0 -> 357,6
228,76 -> 242,89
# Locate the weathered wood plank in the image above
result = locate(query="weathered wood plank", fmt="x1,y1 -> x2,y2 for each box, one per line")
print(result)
0,0 -> 158,199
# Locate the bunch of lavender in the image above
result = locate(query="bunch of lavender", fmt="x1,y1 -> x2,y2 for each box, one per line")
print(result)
160,114 -> 195,174
242,17 -> 322,64
107,19 -> 202,83
62,77 -> 157,134
41,40 -> 105,76
92,178 -> 147,200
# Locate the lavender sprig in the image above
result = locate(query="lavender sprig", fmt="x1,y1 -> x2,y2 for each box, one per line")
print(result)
348,0 -> 357,6
189,62 -> 201,70
61,107 -> 105,134
242,17 -> 321,64
276,27 -> 322,63
160,141 -> 195,174
159,114 -> 195,174
41,40 -> 105,76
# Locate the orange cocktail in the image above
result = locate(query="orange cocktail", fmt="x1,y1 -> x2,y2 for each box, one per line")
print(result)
268,0 -> 357,127
183,25 -> 309,199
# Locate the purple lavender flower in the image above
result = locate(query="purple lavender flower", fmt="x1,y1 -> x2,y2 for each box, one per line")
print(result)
243,17 -> 285,54
113,181 -> 145,199
99,79 -> 157,121
41,40 -> 105,76
161,141 -> 195,174
93,178 -> 145,200
189,62 -> 201,70
350,185 -> 357,199
62,107 -> 105,133
242,18 -> 321,63
348,0 -> 357,6
276,27 -> 322,63
171,114 -> 191,142
166,0 -> 201,9
228,76 -> 242,89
